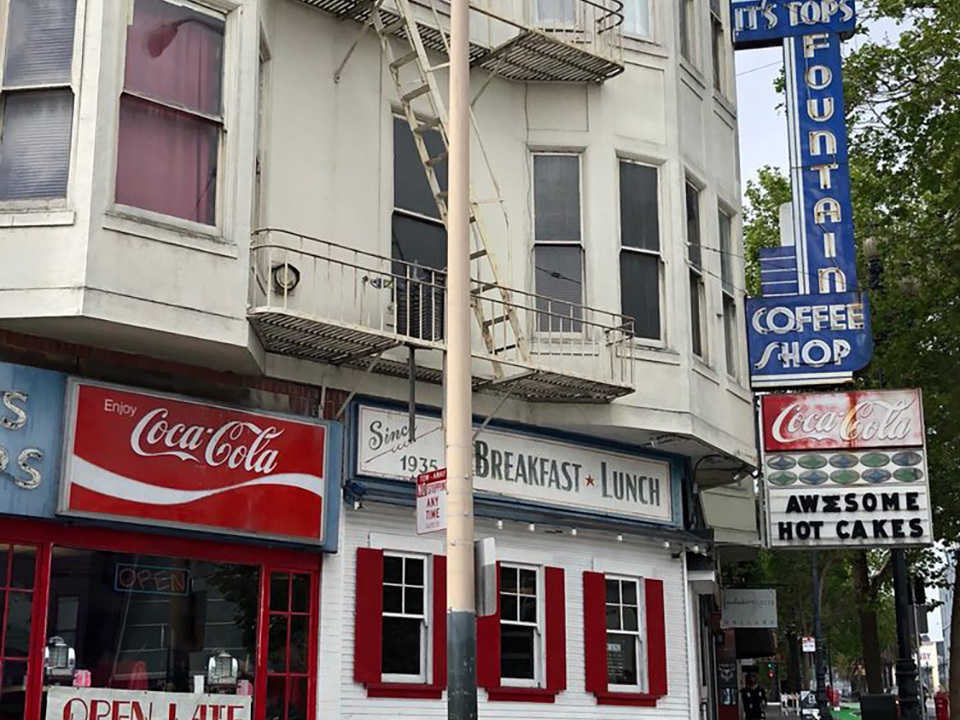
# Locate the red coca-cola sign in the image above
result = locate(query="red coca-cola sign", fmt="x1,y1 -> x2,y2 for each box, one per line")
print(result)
61,381 -> 332,543
761,390 -> 924,452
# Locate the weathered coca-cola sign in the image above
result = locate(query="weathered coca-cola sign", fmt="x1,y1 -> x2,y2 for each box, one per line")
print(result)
762,390 -> 924,451
60,380 -> 338,544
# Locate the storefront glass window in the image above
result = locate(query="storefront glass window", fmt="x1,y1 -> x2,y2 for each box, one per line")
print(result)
0,545 -> 36,720
46,548 -> 259,693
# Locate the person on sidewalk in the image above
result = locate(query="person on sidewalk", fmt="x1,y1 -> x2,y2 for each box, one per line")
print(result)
742,673 -> 768,720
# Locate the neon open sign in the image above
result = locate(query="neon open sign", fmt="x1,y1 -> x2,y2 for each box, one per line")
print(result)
114,564 -> 191,596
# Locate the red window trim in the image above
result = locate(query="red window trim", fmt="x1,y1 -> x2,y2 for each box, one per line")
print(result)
584,571 -> 669,707
1,518 -> 321,720
479,563 -> 567,703
354,548 -> 447,699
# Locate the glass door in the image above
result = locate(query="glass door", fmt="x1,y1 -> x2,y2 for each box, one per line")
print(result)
0,545 -> 38,720
263,570 -> 316,720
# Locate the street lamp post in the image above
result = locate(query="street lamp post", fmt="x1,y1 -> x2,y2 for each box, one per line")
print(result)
445,0 -> 477,715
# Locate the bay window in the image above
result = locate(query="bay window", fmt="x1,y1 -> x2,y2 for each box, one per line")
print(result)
619,160 -> 661,341
0,0 -> 79,202
115,0 -> 225,226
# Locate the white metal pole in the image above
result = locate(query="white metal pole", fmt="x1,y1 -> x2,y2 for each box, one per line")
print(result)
445,0 -> 477,712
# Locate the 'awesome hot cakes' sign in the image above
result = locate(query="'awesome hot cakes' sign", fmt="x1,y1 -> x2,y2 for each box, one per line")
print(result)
760,390 -> 932,548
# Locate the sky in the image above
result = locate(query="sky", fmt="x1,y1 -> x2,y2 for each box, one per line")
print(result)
733,18 -> 907,196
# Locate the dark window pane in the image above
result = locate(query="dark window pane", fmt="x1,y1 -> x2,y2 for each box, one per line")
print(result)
500,594 -> 518,622
288,675 -> 308,720
623,606 -> 639,632
4,0 -> 77,86
268,614 -> 288,673
0,660 -> 28,719
115,95 -> 219,225
500,567 -> 517,594
404,558 -> 424,586
4,592 -> 32,658
0,546 -> 8,587
719,209 -> 734,292
519,570 -> 536,595
270,572 -> 289,611
289,615 -> 308,674
383,556 -> 403,585
9,548 -> 34,589
48,549 -> 260,692
535,245 -> 583,332
394,117 -> 445,218
606,604 -> 620,631
500,625 -> 535,680
606,580 -> 620,604
622,581 -> 637,605
724,295 -> 738,376
392,215 -> 447,270
291,574 -> 310,613
0,89 -> 73,201
383,585 -> 402,614
691,271 -> 704,357
404,587 -> 424,616
620,162 -> 659,252
124,0 -> 224,115
265,675 -> 286,720
686,182 -> 701,267
620,251 -> 660,340
519,596 -> 537,624
534,155 -> 580,242
382,617 -> 422,675
607,633 -> 639,685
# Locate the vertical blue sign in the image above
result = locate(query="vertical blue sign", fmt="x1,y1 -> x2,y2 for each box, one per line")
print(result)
0,362 -> 66,518
732,2 -> 874,387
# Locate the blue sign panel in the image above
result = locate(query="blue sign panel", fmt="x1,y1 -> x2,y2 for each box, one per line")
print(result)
732,0 -> 856,49
746,292 -> 873,387
786,32 -> 859,296
0,362 -> 67,518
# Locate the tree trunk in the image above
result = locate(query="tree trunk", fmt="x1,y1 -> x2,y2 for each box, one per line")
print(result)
949,550 -> 960,720
852,550 -> 885,693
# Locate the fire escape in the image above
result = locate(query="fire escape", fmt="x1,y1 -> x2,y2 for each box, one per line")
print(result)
249,0 -> 634,402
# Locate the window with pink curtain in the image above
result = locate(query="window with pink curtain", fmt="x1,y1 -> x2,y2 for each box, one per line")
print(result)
115,0 -> 224,226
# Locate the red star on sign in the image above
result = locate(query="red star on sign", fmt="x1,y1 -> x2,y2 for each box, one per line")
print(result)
585,475 -> 595,487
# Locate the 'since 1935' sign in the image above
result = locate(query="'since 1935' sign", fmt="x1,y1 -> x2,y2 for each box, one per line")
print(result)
356,405 -> 673,524
760,390 -> 932,548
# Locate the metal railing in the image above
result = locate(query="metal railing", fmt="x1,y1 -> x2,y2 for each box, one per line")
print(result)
469,0 -> 624,67
250,229 -> 636,388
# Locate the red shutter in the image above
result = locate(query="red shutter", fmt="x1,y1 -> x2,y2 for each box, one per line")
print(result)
476,561 -> 501,688
583,571 -> 608,695
433,555 -> 448,688
354,548 -> 384,685
645,578 -> 668,697
544,566 -> 567,693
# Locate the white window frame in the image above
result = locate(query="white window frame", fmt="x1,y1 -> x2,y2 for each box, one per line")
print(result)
679,0 -> 696,65
499,562 -> 545,688
0,0 -> 86,213
531,150 -> 585,337
381,551 -> 431,684
605,575 -> 646,694
710,0 -> 726,95
685,179 -> 707,361
620,0 -> 651,39
617,157 -> 664,347
718,207 -> 739,379
110,0 -> 238,238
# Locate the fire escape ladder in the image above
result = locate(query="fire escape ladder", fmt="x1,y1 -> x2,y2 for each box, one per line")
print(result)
370,0 -> 529,375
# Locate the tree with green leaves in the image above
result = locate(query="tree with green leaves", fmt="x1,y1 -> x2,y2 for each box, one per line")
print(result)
740,0 -> 960,707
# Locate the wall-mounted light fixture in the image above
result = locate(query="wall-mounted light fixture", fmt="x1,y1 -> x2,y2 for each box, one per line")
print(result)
271,263 -> 301,293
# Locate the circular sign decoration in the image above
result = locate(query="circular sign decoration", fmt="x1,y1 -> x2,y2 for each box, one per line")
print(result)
829,454 -> 859,469
768,472 -> 798,486
894,468 -> 923,483
767,455 -> 797,471
799,470 -> 829,486
892,451 -> 923,467
860,452 -> 891,468
830,469 -> 860,485
862,469 -> 892,484
798,454 -> 828,470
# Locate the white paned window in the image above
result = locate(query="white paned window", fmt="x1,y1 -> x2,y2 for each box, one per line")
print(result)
606,576 -> 645,691
622,0 -> 650,37
382,553 -> 429,682
500,564 -> 543,686
711,0 -> 726,93
679,0 -> 695,62
115,0 -> 226,226
533,153 -> 583,332
619,160 -> 661,341
718,209 -> 739,378
0,0 -> 79,202
686,181 -> 706,360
